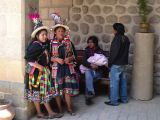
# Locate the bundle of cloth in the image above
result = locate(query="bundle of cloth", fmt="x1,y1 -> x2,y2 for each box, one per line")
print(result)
80,53 -> 108,74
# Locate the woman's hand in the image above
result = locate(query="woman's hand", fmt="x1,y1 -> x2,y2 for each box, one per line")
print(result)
64,57 -> 70,64
51,57 -> 64,65
34,63 -> 44,72
64,55 -> 74,64
56,58 -> 65,65
38,65 -> 44,72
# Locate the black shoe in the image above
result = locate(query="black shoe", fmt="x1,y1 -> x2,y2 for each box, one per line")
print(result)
85,98 -> 93,105
86,91 -> 94,98
119,99 -> 128,103
104,101 -> 119,106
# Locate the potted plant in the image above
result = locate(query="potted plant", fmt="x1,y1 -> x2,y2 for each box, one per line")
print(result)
137,0 -> 149,33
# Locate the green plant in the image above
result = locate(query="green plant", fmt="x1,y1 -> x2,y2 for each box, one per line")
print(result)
137,0 -> 149,23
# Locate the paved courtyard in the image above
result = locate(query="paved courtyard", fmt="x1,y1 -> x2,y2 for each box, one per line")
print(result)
31,95 -> 160,120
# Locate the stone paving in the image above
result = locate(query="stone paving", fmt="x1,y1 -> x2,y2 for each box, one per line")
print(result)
31,95 -> 160,120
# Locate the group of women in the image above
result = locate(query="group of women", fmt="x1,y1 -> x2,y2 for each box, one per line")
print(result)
24,12 -> 130,118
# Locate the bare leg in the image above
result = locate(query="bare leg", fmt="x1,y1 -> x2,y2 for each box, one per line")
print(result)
44,103 -> 56,115
55,96 -> 62,113
65,94 -> 72,112
33,102 -> 43,116
44,102 -> 63,118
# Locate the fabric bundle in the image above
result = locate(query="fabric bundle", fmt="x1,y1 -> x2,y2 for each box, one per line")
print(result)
87,53 -> 108,66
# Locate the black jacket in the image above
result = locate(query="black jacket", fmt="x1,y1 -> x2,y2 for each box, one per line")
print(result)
108,34 -> 130,68
24,40 -> 50,66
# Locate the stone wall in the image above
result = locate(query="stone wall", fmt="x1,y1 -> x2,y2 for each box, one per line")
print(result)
39,0 -> 160,94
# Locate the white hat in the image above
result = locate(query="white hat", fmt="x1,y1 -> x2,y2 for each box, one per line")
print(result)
28,11 -> 49,38
51,24 -> 69,32
50,13 -> 70,32
31,26 -> 49,38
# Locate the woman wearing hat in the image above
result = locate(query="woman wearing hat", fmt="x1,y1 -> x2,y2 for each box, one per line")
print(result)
50,22 -> 79,115
24,12 -> 63,119
105,23 -> 130,106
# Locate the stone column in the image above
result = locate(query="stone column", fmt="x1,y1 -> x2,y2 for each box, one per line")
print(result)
131,33 -> 154,100
0,0 -> 38,119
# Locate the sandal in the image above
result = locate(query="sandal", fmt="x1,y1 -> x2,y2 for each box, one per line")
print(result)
37,113 -> 48,119
68,111 -> 76,116
47,113 -> 64,119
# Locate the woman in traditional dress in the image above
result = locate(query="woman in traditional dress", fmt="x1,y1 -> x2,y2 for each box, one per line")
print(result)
50,23 -> 79,115
24,11 -> 63,119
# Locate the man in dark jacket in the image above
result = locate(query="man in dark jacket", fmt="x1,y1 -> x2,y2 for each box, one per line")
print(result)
82,36 -> 106,105
105,23 -> 130,106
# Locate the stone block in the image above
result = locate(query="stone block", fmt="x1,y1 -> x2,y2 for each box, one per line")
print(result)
133,15 -> 140,24
119,15 -> 131,24
103,44 -> 110,51
149,6 -> 154,13
119,0 -> 128,4
72,14 -> 81,21
82,5 -> 88,14
103,6 -> 113,14
96,16 -> 105,24
101,34 -> 110,43
10,83 -> 24,96
0,81 -> 10,93
94,24 -> 103,33
131,25 -> 139,35
86,0 -> 95,4
148,0 -> 155,5
43,20 -> 53,27
51,0 -> 73,7
73,0 -> 83,6
156,7 -> 160,13
128,0 -> 137,4
106,15 -> 118,23
149,15 -> 160,24
72,7 -> 81,13
80,23 -> 89,35
71,34 -> 81,45
84,15 -> 95,23
15,107 -> 29,120
0,92 -> 4,99
68,23 -> 79,32
99,0 -> 118,5
128,6 -> 138,14
115,5 -> 126,14
90,5 -> 101,14
5,94 -> 26,108
104,25 -> 113,34
39,0 -> 51,7
39,8 -> 49,20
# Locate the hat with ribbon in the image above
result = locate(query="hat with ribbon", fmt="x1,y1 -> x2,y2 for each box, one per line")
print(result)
28,10 -> 49,38
50,12 -> 69,31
